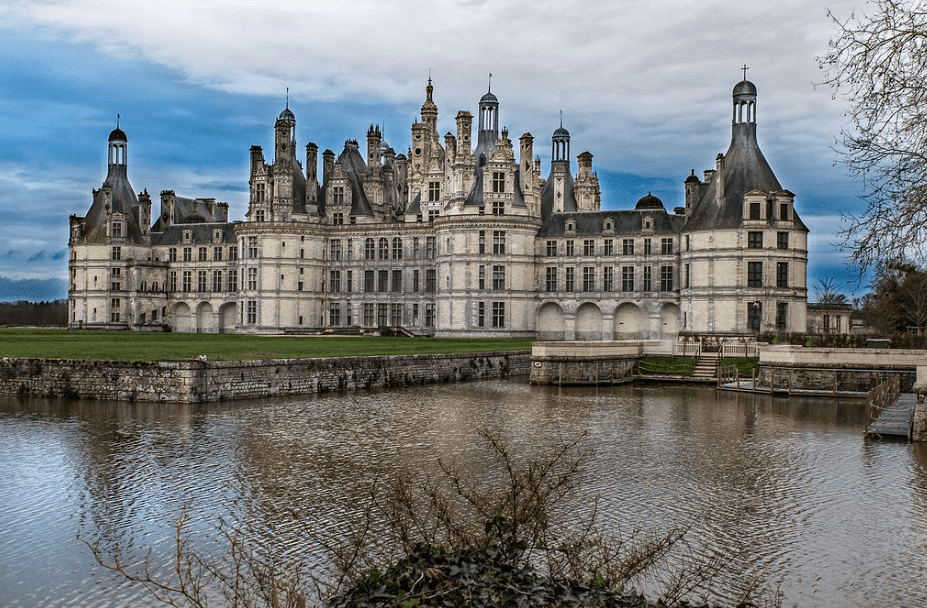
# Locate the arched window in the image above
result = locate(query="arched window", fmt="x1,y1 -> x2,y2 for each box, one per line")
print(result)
378,237 -> 389,260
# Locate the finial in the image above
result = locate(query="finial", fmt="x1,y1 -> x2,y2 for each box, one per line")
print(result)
741,64 -> 749,81
559,110 -> 563,128
286,87 -> 289,110
116,113 -> 120,129
488,72 -> 492,93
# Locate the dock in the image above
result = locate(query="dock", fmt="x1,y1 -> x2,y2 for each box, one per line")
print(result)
867,393 -> 916,440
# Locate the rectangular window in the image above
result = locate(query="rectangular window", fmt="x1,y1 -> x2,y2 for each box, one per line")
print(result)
413,269 -> 419,292
413,303 -> 419,325
169,271 -> 177,292
425,303 -> 435,327
390,303 -> 402,326
748,302 -> 762,332
228,246 -> 238,261
346,270 -> 353,293
660,266 -> 674,291
583,266 -> 595,291
247,268 -> 257,290
333,212 -> 344,225
584,239 -> 595,256
392,238 -> 403,259
545,267 -> 557,292
169,247 -> 177,262
365,238 -> 375,260
661,238 -> 674,255
227,270 -> 237,292
776,302 -> 788,330
111,246 -> 121,260
330,270 -> 341,293
332,185 -> 345,204
110,298 -> 120,322
777,262 -> 788,288
392,269 -> 402,292
363,303 -> 375,327
492,200 -> 504,215
603,239 -> 614,256
492,171 -> 505,193
426,269 -> 436,292
684,263 -> 690,289
413,237 -> 420,258
346,239 -> 353,260
565,267 -> 575,292
213,246 -> 222,261
748,231 -> 763,249
479,231 -> 486,254
378,270 -> 389,292
492,265 -> 505,290
492,231 -> 505,254
247,301 -> 257,324
777,231 -> 789,250
198,247 -> 207,262
111,222 -> 122,239
197,270 -> 207,292
546,240 -> 557,257
183,247 -> 192,262
255,182 -> 265,202
477,302 -> 485,327
622,239 -> 634,255
603,266 -> 614,292
377,303 -> 388,327
780,203 -> 789,221
110,267 -> 121,291
492,302 -> 505,328
565,239 -> 575,256
621,266 -> 634,292
643,266 -> 652,291
329,303 -> 341,327
750,201 -> 761,220
428,181 -> 441,201
748,261 -> 763,288
429,209 -> 439,222
212,270 -> 222,292
643,238 -> 652,256
479,265 -> 485,290
247,237 -> 258,258
345,302 -> 353,326
426,237 -> 436,258
330,239 -> 342,260
182,270 -> 192,292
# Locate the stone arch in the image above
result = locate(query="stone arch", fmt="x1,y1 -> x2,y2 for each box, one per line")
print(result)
660,303 -> 681,338
218,302 -> 237,334
537,302 -> 565,340
172,302 -> 193,333
575,302 -> 603,341
614,302 -> 643,339
196,302 -> 215,334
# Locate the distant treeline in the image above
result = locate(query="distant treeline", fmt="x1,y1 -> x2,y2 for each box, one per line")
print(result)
0,300 -> 67,327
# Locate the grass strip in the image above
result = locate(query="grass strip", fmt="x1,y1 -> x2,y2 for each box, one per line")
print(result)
0,329 -> 533,362
639,356 -> 694,376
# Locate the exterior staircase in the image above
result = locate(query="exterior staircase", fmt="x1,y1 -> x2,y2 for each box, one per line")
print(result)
692,352 -> 720,381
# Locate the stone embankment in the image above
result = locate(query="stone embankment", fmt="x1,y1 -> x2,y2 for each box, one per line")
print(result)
0,352 -> 530,404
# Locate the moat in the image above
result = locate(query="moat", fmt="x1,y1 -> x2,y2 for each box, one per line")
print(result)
2,380 -> 926,607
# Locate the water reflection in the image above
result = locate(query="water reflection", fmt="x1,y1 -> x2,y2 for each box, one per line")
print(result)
1,382 -> 926,608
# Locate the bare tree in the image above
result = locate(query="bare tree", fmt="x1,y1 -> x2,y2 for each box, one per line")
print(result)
814,277 -> 848,304
817,0 -> 927,273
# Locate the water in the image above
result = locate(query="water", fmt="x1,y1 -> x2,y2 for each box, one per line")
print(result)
1,381 -> 926,607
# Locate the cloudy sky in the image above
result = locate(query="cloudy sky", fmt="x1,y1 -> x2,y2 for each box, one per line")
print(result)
0,0 -> 867,302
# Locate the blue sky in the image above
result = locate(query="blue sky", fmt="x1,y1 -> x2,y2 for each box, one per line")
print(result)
0,0 -> 868,302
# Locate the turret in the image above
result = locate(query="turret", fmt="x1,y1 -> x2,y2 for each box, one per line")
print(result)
366,125 -> 382,171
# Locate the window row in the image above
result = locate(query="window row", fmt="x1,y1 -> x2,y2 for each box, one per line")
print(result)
168,270 -> 239,293
747,261 -> 790,289
747,231 -> 791,250
747,301 -> 790,332
544,265 -> 675,293
168,245 -> 239,263
317,302 -> 436,328
544,237 -> 674,257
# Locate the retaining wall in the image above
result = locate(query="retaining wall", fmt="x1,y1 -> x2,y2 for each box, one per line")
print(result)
758,346 -> 925,392
0,352 -> 530,404
530,341 -> 647,385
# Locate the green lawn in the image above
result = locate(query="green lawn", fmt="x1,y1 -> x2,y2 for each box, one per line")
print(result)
0,329 -> 533,362
720,357 -> 759,376
638,356 -> 695,376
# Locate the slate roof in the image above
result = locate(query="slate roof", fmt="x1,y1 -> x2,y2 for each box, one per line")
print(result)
151,196 -> 228,231
152,221 -> 239,246
81,163 -> 144,244
540,162 -> 578,220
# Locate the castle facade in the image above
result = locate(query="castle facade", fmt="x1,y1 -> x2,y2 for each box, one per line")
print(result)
68,79 -> 808,339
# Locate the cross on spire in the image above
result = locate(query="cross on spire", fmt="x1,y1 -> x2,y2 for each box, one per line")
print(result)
742,64 -> 749,81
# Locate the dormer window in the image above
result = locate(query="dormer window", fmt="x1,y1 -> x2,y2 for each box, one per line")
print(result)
566,221 -> 575,233
333,186 -> 345,205
604,220 -> 612,231
183,230 -> 193,243
255,182 -> 265,202
111,220 -> 123,239
213,229 -> 223,243
750,202 -> 761,220
255,209 -> 265,222
779,202 -> 790,221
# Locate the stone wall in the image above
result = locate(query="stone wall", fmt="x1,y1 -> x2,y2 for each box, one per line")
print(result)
530,341 -> 646,385
0,352 -> 530,404
758,346 -> 925,393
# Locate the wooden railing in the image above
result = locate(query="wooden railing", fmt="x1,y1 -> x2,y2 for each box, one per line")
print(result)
721,343 -> 759,358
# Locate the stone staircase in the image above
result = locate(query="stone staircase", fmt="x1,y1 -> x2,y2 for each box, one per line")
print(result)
692,352 -> 720,380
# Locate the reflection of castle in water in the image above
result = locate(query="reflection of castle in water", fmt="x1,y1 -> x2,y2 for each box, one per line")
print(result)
68,78 -> 807,338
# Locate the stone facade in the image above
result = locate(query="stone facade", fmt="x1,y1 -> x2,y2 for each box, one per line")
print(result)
68,79 -> 808,339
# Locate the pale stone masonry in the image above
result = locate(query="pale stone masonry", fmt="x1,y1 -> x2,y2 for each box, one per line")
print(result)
68,78 -> 808,339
